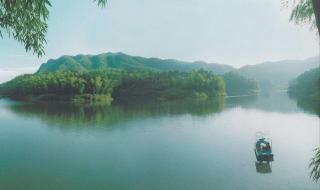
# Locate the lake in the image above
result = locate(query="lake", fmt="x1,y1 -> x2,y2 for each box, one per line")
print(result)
0,92 -> 319,190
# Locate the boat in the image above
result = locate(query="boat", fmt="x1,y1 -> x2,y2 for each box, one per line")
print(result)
254,132 -> 274,162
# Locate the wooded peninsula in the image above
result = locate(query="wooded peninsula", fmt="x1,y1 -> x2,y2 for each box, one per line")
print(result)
0,53 -> 260,104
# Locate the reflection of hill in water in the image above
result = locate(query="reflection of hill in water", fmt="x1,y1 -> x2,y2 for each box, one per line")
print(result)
5,92 -> 317,130
225,91 -> 305,114
294,99 -> 320,117
7,98 -> 225,129
287,93 -> 320,117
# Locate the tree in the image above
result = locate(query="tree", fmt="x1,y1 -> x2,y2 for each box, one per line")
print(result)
283,0 -> 320,35
310,148 -> 320,182
282,0 -> 320,182
311,0 -> 320,34
0,0 -> 107,56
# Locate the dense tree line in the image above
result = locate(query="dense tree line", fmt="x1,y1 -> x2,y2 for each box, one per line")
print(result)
112,70 -> 226,103
223,72 -> 260,95
0,69 -> 226,104
288,67 -> 320,101
0,69 -> 123,98
288,67 -> 320,116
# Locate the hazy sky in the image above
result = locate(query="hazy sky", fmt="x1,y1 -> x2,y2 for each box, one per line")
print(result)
0,0 -> 318,82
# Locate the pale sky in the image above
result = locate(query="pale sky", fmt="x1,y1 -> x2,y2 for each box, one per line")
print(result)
0,0 -> 318,82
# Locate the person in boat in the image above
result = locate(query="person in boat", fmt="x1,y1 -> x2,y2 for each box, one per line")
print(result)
262,143 -> 270,151
256,138 -> 271,151
256,138 -> 265,150
265,143 -> 271,150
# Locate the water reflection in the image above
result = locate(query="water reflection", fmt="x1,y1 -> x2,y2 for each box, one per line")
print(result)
0,93 -> 318,190
6,98 -> 225,129
287,93 -> 320,117
226,91 -> 303,113
255,161 -> 272,174
4,91 -> 319,130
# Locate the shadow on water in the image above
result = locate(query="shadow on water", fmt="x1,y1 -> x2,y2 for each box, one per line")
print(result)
255,161 -> 272,174
5,97 -> 225,130
287,93 -> 320,117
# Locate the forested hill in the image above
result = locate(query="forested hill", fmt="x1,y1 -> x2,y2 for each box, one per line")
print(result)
37,52 -> 318,91
37,52 -> 234,74
0,69 -> 226,104
288,67 -> 320,115
237,56 -> 319,90
288,67 -> 320,100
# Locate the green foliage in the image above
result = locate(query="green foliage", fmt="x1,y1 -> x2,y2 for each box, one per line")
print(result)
288,0 -> 315,25
223,72 -> 260,95
0,69 -> 123,100
0,69 -> 226,104
0,0 -> 107,56
310,148 -> 320,182
288,67 -> 320,100
0,0 -> 51,56
194,92 -> 209,100
112,70 -> 226,103
37,52 -> 234,75
283,0 -> 319,33
72,94 -> 113,105
35,52 -> 268,97
288,67 -> 320,115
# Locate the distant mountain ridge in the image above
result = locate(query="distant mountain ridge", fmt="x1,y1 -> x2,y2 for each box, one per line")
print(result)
37,52 -> 234,74
236,56 -> 319,89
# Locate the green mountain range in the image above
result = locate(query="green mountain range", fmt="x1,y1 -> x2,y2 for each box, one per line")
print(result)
36,52 -> 319,91
37,52 -> 234,74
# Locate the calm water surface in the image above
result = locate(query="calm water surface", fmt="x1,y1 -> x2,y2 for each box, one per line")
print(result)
0,92 -> 319,190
